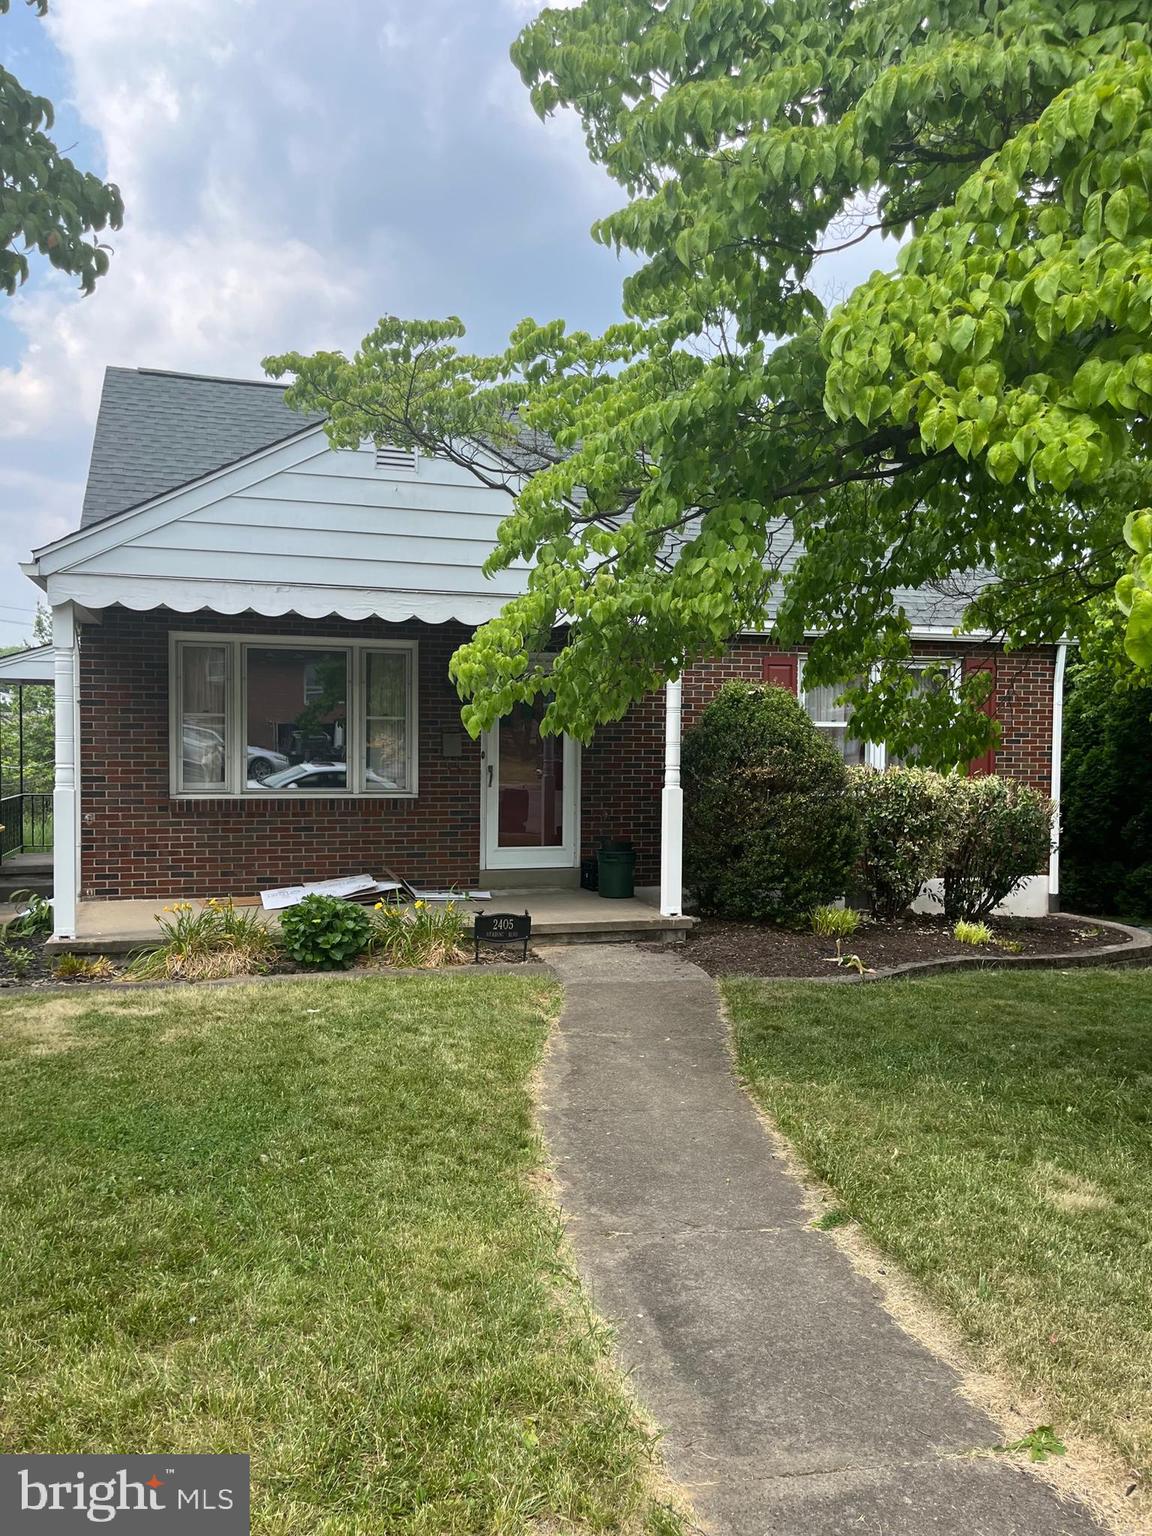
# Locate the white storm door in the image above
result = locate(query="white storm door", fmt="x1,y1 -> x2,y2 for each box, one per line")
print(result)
481,699 -> 579,869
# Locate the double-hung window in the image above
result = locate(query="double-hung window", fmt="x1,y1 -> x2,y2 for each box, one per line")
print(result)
798,656 -> 958,770
171,634 -> 417,797
798,663 -> 868,766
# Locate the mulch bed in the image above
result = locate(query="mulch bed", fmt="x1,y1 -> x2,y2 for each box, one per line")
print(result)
678,914 -> 1131,979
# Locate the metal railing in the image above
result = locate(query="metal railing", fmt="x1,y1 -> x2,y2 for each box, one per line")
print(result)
0,793 -> 52,859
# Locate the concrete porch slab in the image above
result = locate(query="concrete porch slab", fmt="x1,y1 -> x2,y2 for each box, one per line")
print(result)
47,887 -> 694,953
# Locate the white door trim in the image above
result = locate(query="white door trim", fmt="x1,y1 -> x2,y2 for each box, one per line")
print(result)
480,719 -> 580,870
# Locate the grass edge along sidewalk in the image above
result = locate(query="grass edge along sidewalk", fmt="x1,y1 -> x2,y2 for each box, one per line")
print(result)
0,974 -> 684,1536
726,967 -> 1152,1517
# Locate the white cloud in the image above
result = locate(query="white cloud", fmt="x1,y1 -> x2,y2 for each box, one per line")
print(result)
0,220 -> 371,439
0,0 -> 630,576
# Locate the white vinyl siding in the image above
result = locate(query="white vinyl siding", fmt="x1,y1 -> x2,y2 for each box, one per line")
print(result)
63,442 -> 531,619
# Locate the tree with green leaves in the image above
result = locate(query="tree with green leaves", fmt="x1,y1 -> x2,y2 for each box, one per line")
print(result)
267,0 -> 1152,762
1,0 -> 122,296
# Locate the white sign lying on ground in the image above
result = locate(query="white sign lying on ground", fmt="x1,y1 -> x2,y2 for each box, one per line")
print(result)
260,875 -> 397,911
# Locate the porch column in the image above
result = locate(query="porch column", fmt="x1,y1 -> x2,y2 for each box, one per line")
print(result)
51,601 -> 79,941
659,677 -> 683,917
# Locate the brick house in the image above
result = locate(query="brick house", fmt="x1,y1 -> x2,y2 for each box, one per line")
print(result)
20,367 -> 1067,942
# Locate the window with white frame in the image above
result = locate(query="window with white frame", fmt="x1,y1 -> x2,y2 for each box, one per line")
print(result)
799,656 -> 958,770
171,635 -> 417,796
885,660 -> 960,767
798,660 -> 868,766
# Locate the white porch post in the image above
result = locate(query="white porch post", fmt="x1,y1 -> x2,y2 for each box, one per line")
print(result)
1048,640 -> 1069,912
660,677 -> 683,917
51,601 -> 79,941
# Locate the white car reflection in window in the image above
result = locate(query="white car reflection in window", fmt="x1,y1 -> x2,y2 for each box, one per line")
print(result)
249,762 -> 399,792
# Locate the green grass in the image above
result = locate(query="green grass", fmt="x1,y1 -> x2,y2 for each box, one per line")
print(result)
725,970 -> 1152,1481
0,977 -> 680,1535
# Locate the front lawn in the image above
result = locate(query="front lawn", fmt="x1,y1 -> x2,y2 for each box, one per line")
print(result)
726,969 -> 1152,1485
0,976 -> 678,1535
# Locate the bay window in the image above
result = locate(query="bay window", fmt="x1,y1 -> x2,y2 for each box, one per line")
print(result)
171,634 -> 417,796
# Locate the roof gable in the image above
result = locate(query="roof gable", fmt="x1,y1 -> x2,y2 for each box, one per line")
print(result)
80,367 -> 325,528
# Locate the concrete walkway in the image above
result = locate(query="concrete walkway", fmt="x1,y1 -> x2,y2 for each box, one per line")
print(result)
539,944 -> 1109,1536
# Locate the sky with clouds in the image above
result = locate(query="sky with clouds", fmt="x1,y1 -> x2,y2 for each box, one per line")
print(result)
0,0 -> 892,644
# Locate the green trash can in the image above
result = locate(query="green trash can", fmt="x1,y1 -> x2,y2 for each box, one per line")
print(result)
597,842 -> 636,900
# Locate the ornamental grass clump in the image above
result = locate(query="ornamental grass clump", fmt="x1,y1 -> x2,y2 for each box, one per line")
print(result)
54,953 -> 116,981
811,904 -> 860,938
128,899 -> 277,981
954,919 -> 993,946
683,681 -> 860,923
279,893 -> 372,971
368,898 -> 470,968
848,766 -> 950,919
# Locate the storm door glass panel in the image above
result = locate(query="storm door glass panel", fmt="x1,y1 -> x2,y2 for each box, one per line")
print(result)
498,698 -> 564,848
179,643 -> 228,790
246,647 -> 348,790
364,650 -> 410,792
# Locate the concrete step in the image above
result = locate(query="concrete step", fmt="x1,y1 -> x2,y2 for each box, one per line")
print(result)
0,876 -> 53,902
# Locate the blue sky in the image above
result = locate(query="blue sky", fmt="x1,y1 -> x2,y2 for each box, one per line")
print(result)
0,0 -> 893,644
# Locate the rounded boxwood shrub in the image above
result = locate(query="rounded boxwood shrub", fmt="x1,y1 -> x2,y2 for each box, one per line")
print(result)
848,766 -> 948,919
279,892 -> 372,970
935,775 -> 1054,920
682,680 -> 860,923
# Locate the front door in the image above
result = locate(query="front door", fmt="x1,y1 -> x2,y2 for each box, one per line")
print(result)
481,699 -> 578,870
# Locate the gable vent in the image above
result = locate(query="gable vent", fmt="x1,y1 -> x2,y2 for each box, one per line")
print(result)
375,443 -> 418,473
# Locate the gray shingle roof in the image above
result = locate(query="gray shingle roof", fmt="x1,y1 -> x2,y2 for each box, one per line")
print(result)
74,367 -> 987,634
79,367 -> 326,527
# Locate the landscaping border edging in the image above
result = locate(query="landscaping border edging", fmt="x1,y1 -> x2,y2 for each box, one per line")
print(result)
0,959 -> 555,1001
722,913 -> 1152,985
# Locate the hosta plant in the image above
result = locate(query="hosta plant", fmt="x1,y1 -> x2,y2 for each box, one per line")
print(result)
279,894 -> 372,971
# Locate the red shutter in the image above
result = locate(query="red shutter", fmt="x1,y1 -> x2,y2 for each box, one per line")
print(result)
762,654 -> 798,693
965,656 -> 998,775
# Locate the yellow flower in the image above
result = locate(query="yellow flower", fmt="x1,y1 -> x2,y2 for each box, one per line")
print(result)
414,900 -> 425,909
374,902 -> 384,910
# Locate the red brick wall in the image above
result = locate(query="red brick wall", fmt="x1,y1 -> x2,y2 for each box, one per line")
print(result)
78,612 -> 1056,899
580,639 -> 1057,884
78,609 -> 481,899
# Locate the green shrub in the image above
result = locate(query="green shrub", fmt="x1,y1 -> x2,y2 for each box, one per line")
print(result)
128,899 -> 277,981
1,943 -> 33,979
935,776 -> 1054,920
848,766 -> 948,919
811,904 -> 860,938
1061,662 -> 1152,917
279,893 -> 372,970
682,681 -> 860,923
368,898 -> 470,967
